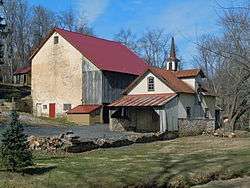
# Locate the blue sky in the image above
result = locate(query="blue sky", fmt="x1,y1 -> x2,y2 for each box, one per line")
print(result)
28,0 -> 247,68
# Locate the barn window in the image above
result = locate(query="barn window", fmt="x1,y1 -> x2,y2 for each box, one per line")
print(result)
43,105 -> 47,110
204,108 -> 209,118
54,36 -> 59,44
147,76 -> 155,91
63,104 -> 71,111
186,107 -> 191,119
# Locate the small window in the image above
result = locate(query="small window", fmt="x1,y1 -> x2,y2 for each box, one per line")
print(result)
43,105 -> 47,110
63,104 -> 71,111
186,107 -> 191,119
54,36 -> 59,44
204,108 -> 209,118
147,76 -> 155,91
169,61 -> 172,70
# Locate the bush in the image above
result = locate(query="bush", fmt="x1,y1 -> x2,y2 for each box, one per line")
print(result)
0,110 -> 33,172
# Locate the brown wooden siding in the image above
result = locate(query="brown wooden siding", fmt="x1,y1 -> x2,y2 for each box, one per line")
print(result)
102,71 -> 137,104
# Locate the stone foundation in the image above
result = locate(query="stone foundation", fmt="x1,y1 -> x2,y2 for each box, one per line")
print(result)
109,118 -> 135,132
178,118 -> 215,136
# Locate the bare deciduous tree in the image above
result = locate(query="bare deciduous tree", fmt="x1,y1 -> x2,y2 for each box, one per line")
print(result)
0,1 -> 94,83
115,28 -> 171,68
195,4 -> 250,131
138,29 -> 170,68
58,9 -> 94,35
114,28 -> 138,53
31,5 -> 56,46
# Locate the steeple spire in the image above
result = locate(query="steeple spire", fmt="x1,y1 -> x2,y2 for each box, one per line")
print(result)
170,37 -> 176,60
166,36 -> 180,71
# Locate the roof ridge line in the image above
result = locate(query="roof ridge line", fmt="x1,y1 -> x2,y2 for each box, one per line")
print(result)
55,27 -> 122,45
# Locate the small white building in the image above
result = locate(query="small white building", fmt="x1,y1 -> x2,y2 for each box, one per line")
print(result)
109,38 -> 217,134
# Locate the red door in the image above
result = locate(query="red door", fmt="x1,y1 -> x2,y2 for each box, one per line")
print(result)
49,103 -> 56,118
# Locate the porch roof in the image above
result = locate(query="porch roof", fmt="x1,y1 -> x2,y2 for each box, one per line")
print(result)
67,104 -> 102,114
108,93 -> 177,107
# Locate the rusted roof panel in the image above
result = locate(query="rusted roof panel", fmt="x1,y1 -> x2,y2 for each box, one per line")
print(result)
174,69 -> 205,78
109,93 -> 177,107
67,104 -> 102,114
13,66 -> 31,75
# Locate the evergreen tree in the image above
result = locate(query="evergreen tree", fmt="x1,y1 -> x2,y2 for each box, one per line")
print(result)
0,110 -> 32,172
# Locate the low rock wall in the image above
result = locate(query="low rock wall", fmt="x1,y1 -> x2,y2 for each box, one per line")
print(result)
178,118 -> 215,136
28,131 -> 179,153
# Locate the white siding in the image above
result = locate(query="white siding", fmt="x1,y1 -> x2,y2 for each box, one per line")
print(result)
202,96 -> 216,118
164,97 -> 179,131
128,72 -> 174,95
178,94 -> 202,119
180,75 -> 203,91
177,93 -> 216,119
181,78 -> 196,90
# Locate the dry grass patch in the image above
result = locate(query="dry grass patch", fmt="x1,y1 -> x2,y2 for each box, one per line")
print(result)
0,135 -> 249,188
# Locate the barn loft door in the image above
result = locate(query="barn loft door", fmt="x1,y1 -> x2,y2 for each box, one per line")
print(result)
49,103 -> 56,118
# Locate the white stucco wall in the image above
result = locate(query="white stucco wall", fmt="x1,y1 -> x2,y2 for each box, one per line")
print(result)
181,78 -> 196,90
128,72 -> 174,95
163,96 -> 179,131
32,32 -> 98,117
180,75 -> 203,91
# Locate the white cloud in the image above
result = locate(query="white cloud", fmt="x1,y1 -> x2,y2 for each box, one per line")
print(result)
153,1 -> 219,64
75,0 -> 110,23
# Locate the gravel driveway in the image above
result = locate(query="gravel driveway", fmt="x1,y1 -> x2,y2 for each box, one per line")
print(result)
0,123 -> 136,141
0,113 -> 139,141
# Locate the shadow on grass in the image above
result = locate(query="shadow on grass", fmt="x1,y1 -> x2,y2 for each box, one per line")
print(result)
132,150 -> 250,188
23,165 -> 57,175
0,165 -> 56,176
35,155 -> 69,161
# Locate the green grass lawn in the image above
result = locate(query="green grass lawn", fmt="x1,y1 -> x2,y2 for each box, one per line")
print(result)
0,135 -> 250,188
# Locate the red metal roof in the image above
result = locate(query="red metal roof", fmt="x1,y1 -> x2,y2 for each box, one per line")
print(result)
109,93 -> 177,107
13,66 -> 31,75
67,104 -> 102,114
30,28 -> 148,75
174,69 -> 205,78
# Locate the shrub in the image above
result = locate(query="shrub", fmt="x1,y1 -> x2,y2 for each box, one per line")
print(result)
0,110 -> 33,172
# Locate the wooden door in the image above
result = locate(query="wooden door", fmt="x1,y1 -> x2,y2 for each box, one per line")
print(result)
49,103 -> 56,118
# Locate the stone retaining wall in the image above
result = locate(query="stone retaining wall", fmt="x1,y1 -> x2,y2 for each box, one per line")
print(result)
110,118 -> 135,132
178,118 -> 215,136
